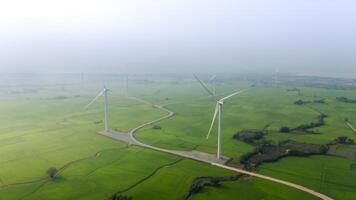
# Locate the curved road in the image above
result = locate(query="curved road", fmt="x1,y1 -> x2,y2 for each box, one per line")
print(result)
101,96 -> 334,200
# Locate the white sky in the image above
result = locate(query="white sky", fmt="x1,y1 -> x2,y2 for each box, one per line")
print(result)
0,0 -> 355,76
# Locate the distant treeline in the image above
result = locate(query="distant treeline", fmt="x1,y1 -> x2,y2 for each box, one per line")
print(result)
254,75 -> 356,90
183,175 -> 242,200
234,128 -> 355,169
294,99 -> 325,105
42,95 -> 81,100
332,136 -> 354,145
287,88 -> 300,92
336,97 -> 356,104
108,194 -> 132,200
233,129 -> 329,169
233,130 -> 267,146
240,140 -> 328,168
279,114 -> 327,134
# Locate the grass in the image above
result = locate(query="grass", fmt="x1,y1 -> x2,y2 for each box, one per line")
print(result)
1,74 -> 356,200
123,159 -> 318,200
258,155 -> 356,200
191,178 -> 319,200
136,87 -> 330,160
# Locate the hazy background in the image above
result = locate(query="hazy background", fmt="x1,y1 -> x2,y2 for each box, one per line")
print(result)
0,0 -> 355,77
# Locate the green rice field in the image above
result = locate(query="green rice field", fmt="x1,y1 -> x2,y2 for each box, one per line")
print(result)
1,74 -> 355,200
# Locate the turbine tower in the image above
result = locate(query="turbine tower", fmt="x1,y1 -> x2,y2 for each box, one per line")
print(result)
206,89 -> 247,159
275,68 -> 279,87
85,86 -> 110,131
125,74 -> 129,97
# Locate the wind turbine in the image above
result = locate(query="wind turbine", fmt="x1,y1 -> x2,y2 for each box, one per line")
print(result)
207,75 -> 217,96
85,86 -> 110,131
125,74 -> 129,97
193,74 -> 214,96
206,89 -> 247,159
274,68 -> 279,87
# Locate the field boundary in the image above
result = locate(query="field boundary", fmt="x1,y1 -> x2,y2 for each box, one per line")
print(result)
114,158 -> 184,195
0,147 -> 127,189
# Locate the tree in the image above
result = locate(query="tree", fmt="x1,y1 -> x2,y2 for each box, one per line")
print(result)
294,100 -> 305,105
280,126 -> 291,133
336,136 -> 348,144
319,145 -> 329,154
152,125 -> 162,130
46,167 -> 58,179
109,194 -> 132,200
335,136 -> 354,144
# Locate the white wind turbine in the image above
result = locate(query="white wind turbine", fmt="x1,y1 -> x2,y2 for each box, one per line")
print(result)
206,89 -> 247,159
274,68 -> 279,87
85,86 -> 110,131
207,75 -> 217,96
193,74 -> 215,96
125,74 -> 129,97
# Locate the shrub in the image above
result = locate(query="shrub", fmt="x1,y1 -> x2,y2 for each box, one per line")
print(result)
109,194 -> 132,200
152,125 -> 162,130
280,126 -> 290,133
320,145 -> 329,154
233,130 -> 266,144
240,140 -> 328,167
184,175 -> 242,200
351,163 -> 356,171
335,136 -> 354,144
294,100 -> 305,105
46,167 -> 58,179
283,114 -> 327,134
337,97 -> 356,103
313,99 -> 325,104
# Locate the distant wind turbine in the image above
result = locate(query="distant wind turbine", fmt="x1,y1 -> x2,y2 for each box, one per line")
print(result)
193,74 -> 215,96
85,86 -> 110,131
206,89 -> 247,159
207,75 -> 217,96
125,74 -> 129,97
275,68 -> 279,87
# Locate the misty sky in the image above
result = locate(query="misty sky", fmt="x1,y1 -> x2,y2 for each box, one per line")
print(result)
0,0 -> 355,76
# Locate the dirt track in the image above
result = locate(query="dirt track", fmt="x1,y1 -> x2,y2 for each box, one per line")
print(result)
100,95 -> 334,200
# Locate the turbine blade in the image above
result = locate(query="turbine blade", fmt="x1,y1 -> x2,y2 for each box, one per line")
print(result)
84,90 -> 104,109
208,75 -> 217,83
206,103 -> 219,139
194,74 -> 214,96
220,89 -> 247,102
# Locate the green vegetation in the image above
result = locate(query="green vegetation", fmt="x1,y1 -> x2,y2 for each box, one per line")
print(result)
336,96 -> 356,103
190,178 -> 319,200
184,175 -> 242,200
108,194 -> 132,200
1,74 -> 356,200
46,167 -> 58,179
334,136 -> 354,144
279,114 -> 327,134
152,125 -> 162,130
240,140 -> 328,167
259,156 -> 356,200
294,99 -> 326,105
233,129 -> 267,145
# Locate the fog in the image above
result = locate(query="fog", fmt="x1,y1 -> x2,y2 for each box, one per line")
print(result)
0,0 -> 355,77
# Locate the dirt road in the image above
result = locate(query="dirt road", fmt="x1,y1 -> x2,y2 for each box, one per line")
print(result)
99,95 -> 334,200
